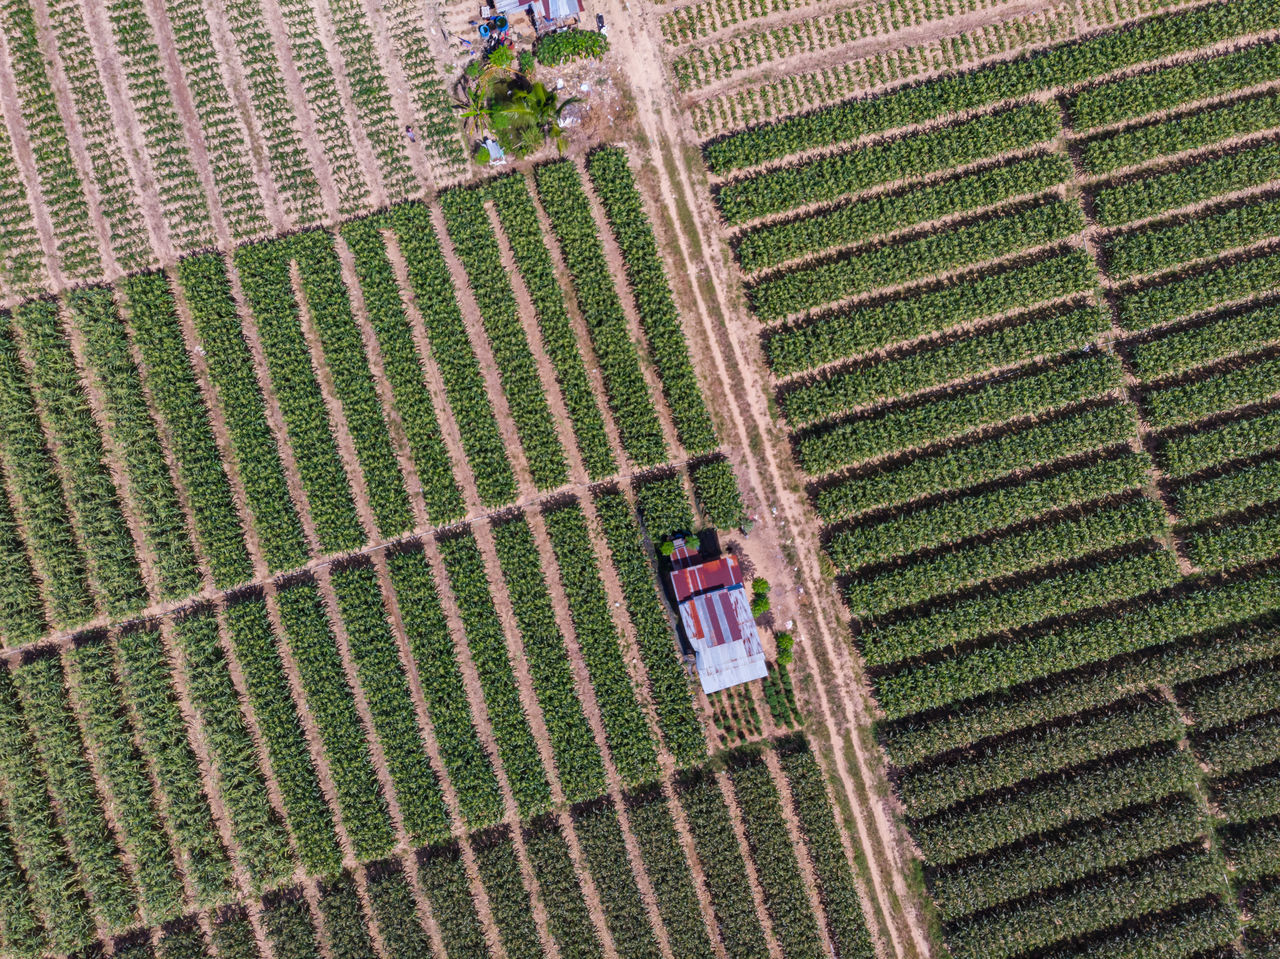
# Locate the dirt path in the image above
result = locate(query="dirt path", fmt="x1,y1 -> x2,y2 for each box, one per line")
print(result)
597,0 -> 936,954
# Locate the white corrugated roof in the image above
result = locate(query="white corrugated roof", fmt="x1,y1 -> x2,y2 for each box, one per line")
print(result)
679,585 -> 767,695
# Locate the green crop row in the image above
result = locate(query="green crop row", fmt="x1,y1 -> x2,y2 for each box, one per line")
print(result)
416,843 -> 488,957
625,788 -> 718,958
785,302 -> 1106,428
775,739 -> 875,959
261,888 -> 321,959
878,566 -> 1280,720
865,547 -> 1179,669
489,174 -> 617,480
13,300 -> 146,615
596,489 -> 704,768
803,350 -> 1124,477
121,274 -> 252,589
677,769 -> 770,958
223,597 -> 342,875
523,817 -> 602,959
818,402 -> 1135,524
1145,352 -> 1280,430
0,664 -> 91,953
492,517 -> 605,802
1070,39 -> 1280,131
752,198 -> 1083,321
728,751 -> 825,957
1177,453 -> 1280,525
471,828 -> 540,959
848,496 -> 1162,619
365,861 -> 434,959
115,625 -> 234,905
574,798 -> 662,959
290,231 -> 415,536
234,240 -> 364,552
210,906 -> 264,959
172,609 -> 294,890
177,255 -> 307,571
1215,762 -> 1280,825
155,920 -> 212,959
438,532 -> 552,816
1108,193 -> 1280,279
70,287 -> 198,599
1181,657 -> 1280,730
880,616 -> 1280,769
912,741 -> 1196,865
441,189 -> 568,490
329,562 -> 450,844
634,474 -> 696,543
1222,816 -> 1280,884
275,580 -> 396,860
736,153 -> 1071,273
317,871 -> 376,959
388,203 -> 516,506
0,442 -> 44,643
899,694 -> 1182,818
945,847 -> 1224,959
64,638 -> 184,924
588,148 -> 718,454
1093,138 -> 1280,226
1121,247 -> 1280,330
1160,405 -> 1280,479
927,794 -> 1205,920
1195,710 -> 1280,776
1188,510 -> 1280,573
703,0 -> 1278,171
1129,301 -> 1280,381
766,249 -> 1096,377
11,655 -> 137,932
1040,897 -> 1239,959
0,819 -> 50,958
543,502 -> 659,783
716,104 -> 1060,225
386,546 -> 503,828
1081,90 -> 1280,175
535,161 -> 668,466
337,219 -> 464,523
691,458 -> 745,529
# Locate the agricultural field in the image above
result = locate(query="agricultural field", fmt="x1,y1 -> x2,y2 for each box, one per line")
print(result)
674,0 -> 1280,954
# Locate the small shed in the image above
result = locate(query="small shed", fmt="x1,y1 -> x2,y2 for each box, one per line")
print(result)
494,0 -> 583,25
482,137 -> 507,166
668,539 -> 767,695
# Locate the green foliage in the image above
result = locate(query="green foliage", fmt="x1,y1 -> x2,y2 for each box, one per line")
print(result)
330,562 -> 451,844
677,769 -> 769,958
736,153 -> 1071,273
573,799 -> 661,959
489,173 -> 616,479
11,655 -> 137,933
261,889 -> 322,959
389,202 -> 516,505
764,250 -> 1096,378
1129,301 -> 1280,381
0,820 -> 46,959
471,828 -> 541,959
523,817 -> 602,959
1144,353 -> 1280,431
535,160 -> 667,466
634,473 -> 695,541
1107,194 -> 1280,279
317,872 -> 376,959
751,198 -> 1084,321
210,908 -> 263,959
441,188 -> 567,488
704,0 -> 1280,172
172,608 -> 294,891
338,217 -> 464,523
535,28 -> 607,65
386,546 -> 503,827
121,272 -> 253,588
588,147 -> 717,453
691,458 -> 744,529
234,238 -> 365,552
716,104 -> 1060,224
12,299 -> 146,615
438,532 -> 552,816
275,579 -> 395,860
223,597 -> 342,875
595,490 -> 706,767
492,516 -> 604,801
365,861 -> 434,959
415,844 -> 488,957
543,502 -> 659,784
69,287 -> 199,599
177,254 -> 307,571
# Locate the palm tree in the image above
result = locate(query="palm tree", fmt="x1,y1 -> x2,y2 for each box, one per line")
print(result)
510,82 -> 579,152
460,85 -> 491,135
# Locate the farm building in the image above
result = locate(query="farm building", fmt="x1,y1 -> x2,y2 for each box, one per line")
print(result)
668,538 -> 768,694
494,0 -> 583,25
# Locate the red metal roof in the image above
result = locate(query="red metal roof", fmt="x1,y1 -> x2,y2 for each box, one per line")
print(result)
668,553 -> 743,603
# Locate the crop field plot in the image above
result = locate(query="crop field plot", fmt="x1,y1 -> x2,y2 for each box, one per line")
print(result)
682,0 -> 1280,954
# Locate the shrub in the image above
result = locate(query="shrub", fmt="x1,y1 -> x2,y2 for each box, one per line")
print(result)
535,29 -> 607,65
